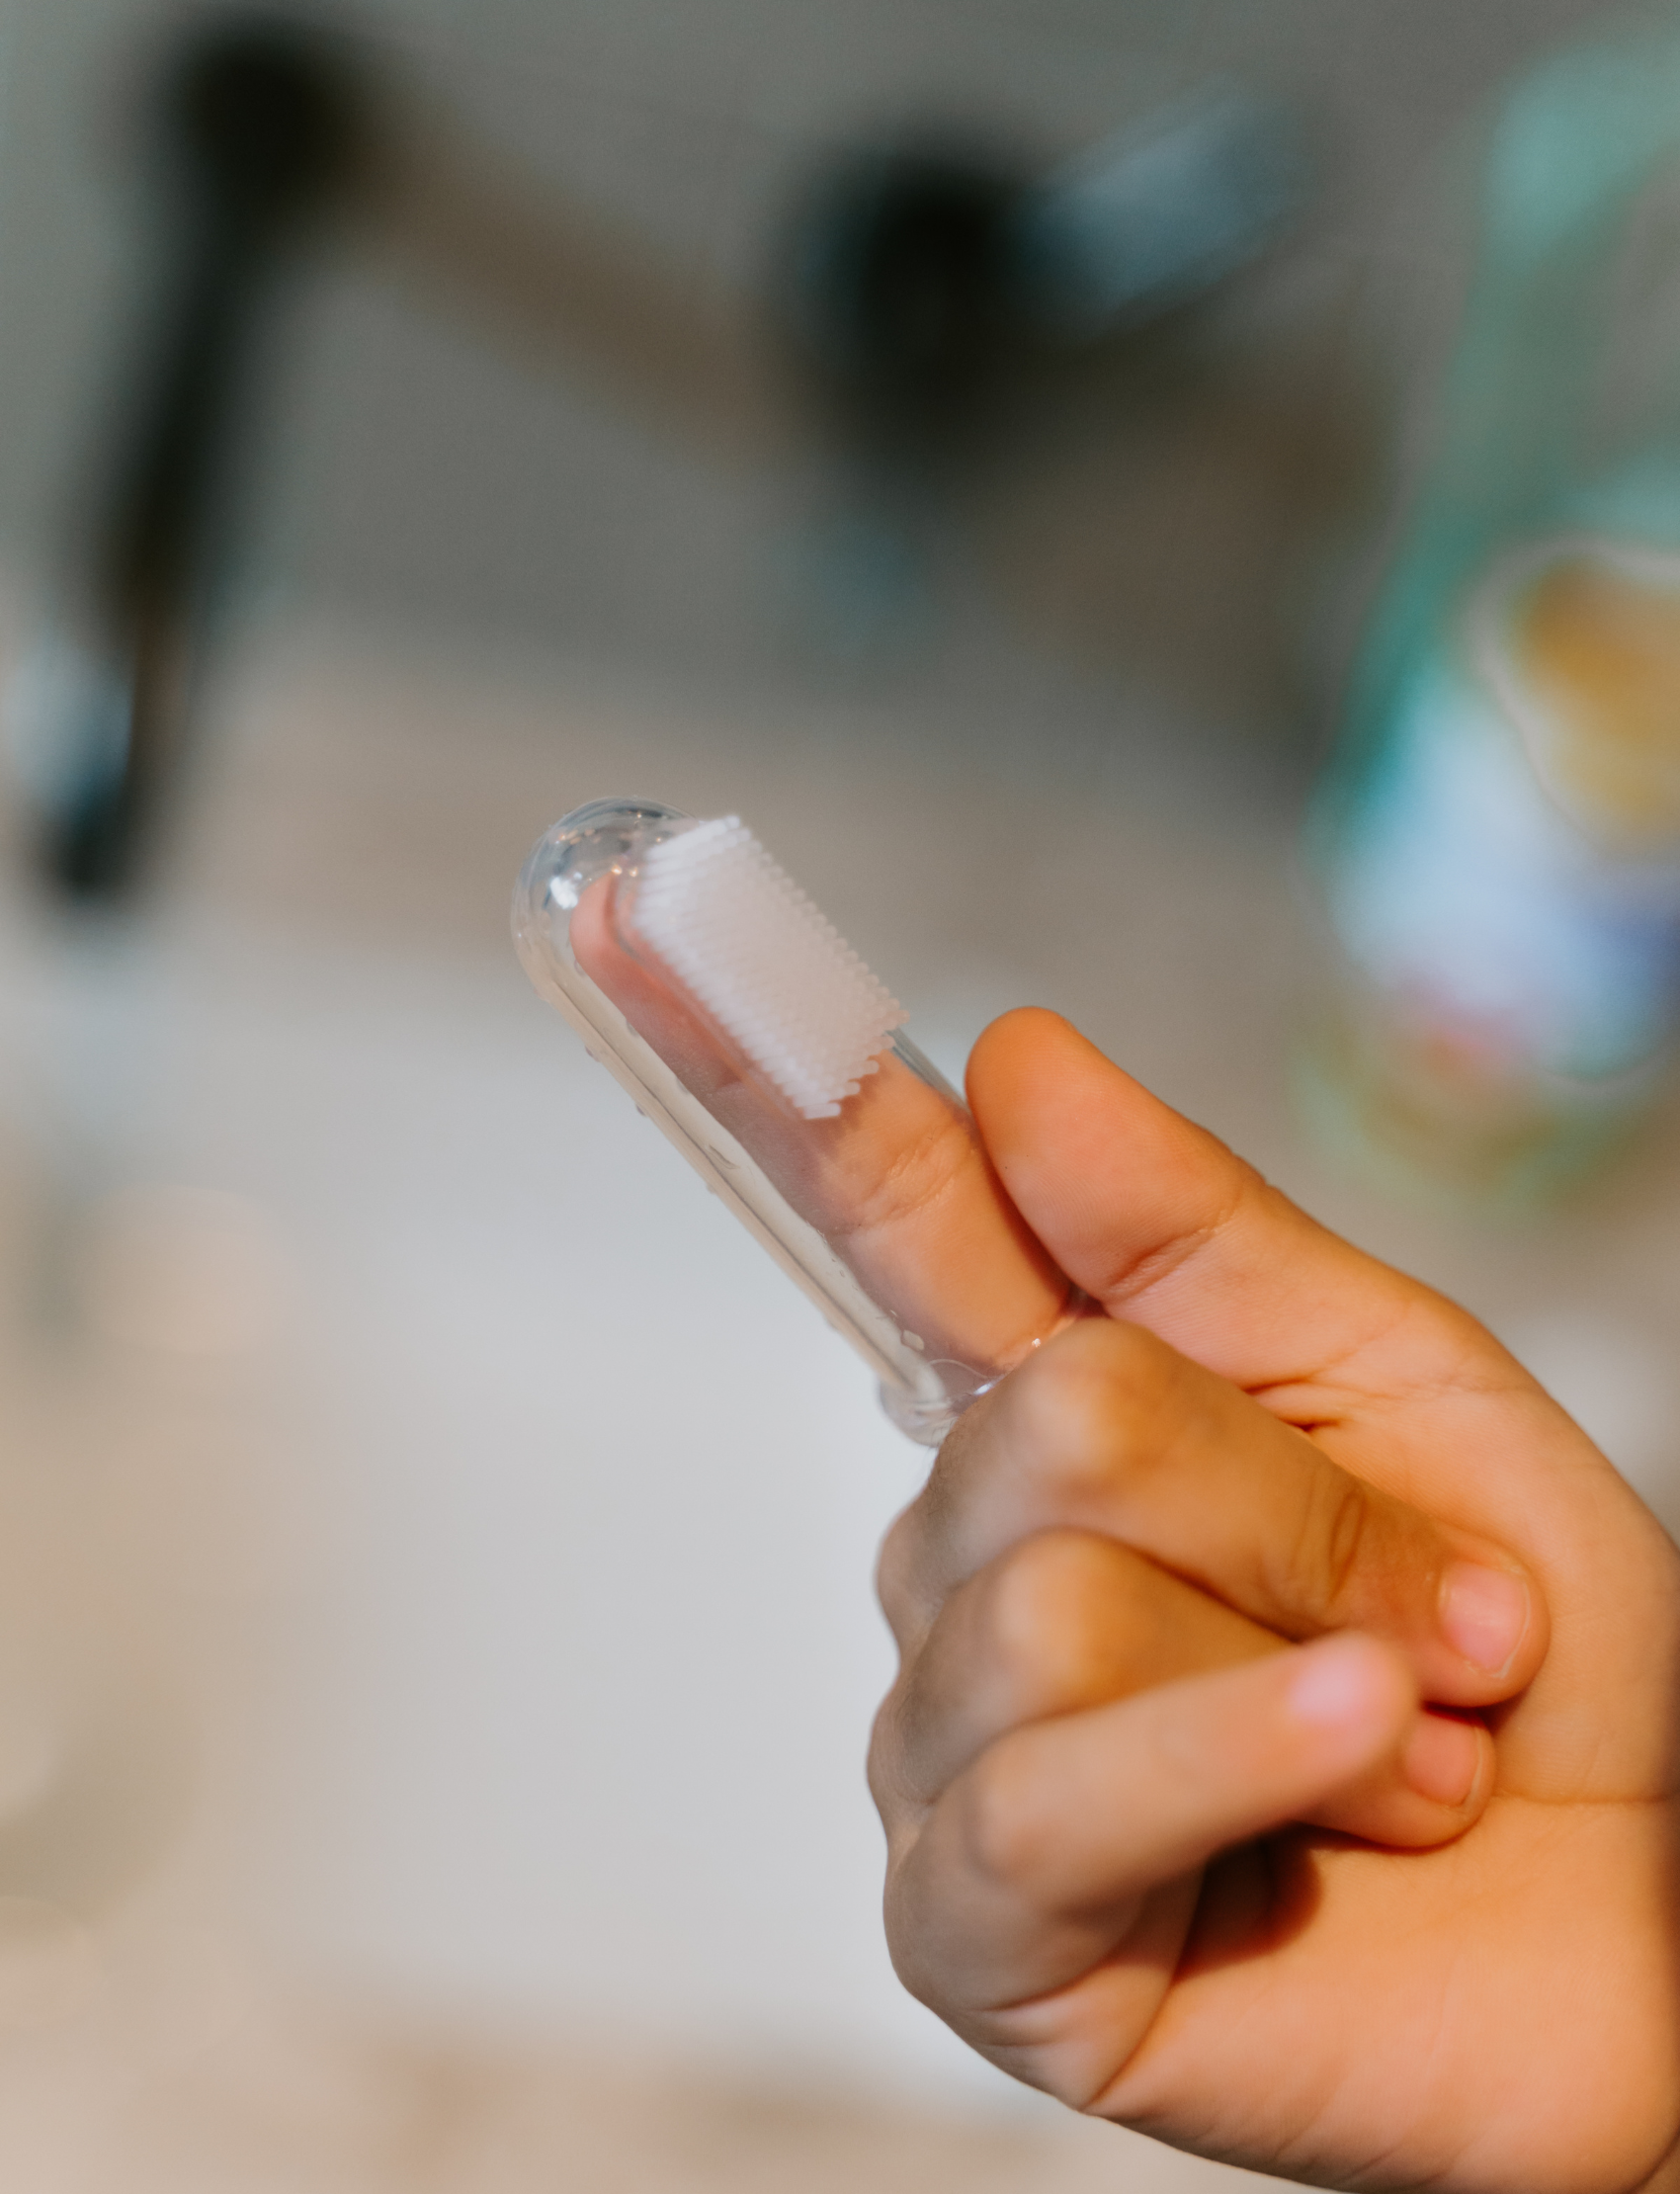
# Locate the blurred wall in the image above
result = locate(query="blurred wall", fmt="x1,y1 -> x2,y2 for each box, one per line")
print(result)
0,0 -> 1631,765
0,0 -> 1668,2168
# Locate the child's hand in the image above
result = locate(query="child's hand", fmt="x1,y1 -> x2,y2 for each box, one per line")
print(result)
870,1010 -> 1680,2193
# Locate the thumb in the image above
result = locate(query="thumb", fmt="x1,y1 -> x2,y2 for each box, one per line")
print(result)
967,1008 -> 1467,1396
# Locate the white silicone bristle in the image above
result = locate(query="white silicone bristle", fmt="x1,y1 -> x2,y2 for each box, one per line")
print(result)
623,817 -> 907,1119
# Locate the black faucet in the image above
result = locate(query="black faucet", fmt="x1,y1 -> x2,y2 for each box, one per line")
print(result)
36,14 -> 370,902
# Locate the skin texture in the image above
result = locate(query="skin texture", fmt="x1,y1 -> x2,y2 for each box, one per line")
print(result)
869,1010 -> 1680,2193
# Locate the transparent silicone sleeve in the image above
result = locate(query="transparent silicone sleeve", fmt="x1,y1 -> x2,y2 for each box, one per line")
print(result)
513,798 -> 1061,1444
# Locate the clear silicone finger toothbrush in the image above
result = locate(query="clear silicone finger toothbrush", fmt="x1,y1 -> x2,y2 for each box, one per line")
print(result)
513,799 -> 1076,1443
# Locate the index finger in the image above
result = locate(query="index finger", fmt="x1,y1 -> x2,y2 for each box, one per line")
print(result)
572,875 -> 1072,1374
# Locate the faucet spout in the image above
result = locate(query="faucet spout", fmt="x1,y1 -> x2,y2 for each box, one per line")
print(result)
35,14 -> 372,902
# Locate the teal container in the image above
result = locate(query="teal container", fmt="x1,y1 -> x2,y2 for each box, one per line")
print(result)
1310,10 -> 1680,1207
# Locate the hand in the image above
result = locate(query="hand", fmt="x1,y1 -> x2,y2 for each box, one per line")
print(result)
870,1009 -> 1680,2193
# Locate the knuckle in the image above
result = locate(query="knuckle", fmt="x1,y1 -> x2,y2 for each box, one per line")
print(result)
882,1856 -> 950,2013
875,1504 -> 924,1637
867,1684 -> 913,1821
980,1530 -> 1136,1694
834,1108 -> 978,1244
1006,1320 -> 1174,1513
958,1741 -> 1054,1892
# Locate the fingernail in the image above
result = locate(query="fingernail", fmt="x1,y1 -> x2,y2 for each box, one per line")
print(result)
1402,1712 -> 1482,1809
1439,1564 -> 1531,1677
1288,1641 -> 1378,1730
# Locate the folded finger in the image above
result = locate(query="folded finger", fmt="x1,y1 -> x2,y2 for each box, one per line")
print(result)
881,1319 -> 1543,1709
887,1633 -> 1415,2019
874,1527 -> 1492,1852
876,1530 -> 1267,1809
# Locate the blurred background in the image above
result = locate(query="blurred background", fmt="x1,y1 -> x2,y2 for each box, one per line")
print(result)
0,0 -> 1676,2186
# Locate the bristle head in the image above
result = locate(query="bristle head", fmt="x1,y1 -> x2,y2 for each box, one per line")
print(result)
623,816 -> 906,1119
